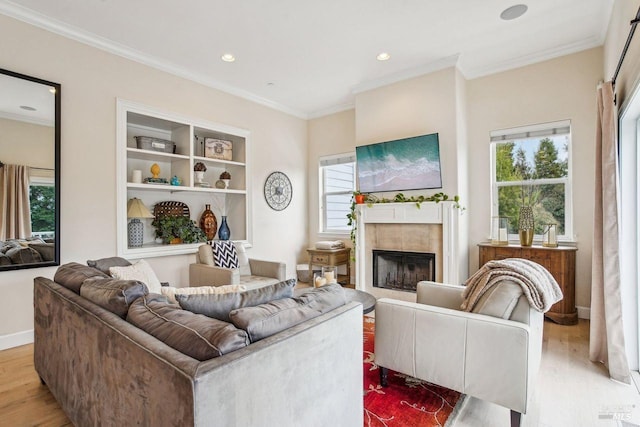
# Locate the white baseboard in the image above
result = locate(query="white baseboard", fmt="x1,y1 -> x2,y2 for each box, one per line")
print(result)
577,306 -> 590,320
0,329 -> 34,351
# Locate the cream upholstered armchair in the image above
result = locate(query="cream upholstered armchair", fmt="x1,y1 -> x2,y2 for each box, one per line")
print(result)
189,242 -> 286,290
375,281 -> 544,427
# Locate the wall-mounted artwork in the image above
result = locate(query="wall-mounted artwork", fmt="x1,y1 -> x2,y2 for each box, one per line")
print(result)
356,133 -> 442,193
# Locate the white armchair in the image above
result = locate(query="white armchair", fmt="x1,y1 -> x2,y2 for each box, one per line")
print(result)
374,281 -> 544,427
189,243 -> 286,290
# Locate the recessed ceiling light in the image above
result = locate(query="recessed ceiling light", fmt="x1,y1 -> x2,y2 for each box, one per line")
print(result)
500,4 -> 528,20
221,53 -> 236,62
20,105 -> 36,111
376,52 -> 391,61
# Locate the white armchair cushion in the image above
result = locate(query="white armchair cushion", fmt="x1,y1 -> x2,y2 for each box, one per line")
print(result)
470,279 -> 523,319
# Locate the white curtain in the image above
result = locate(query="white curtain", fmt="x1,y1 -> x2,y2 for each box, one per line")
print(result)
590,81 -> 630,384
0,164 -> 32,240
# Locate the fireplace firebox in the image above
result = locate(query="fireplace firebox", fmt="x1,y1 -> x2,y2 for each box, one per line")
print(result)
372,250 -> 435,292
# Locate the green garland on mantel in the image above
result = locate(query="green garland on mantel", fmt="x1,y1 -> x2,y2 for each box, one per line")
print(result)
347,192 -> 465,252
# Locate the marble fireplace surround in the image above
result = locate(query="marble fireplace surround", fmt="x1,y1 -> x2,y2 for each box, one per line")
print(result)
355,202 -> 461,302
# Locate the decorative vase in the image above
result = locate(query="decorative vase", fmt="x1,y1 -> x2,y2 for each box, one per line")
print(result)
199,204 -> 218,241
194,171 -> 205,183
218,216 -> 231,240
128,219 -> 144,247
355,194 -> 366,204
518,206 -> 534,246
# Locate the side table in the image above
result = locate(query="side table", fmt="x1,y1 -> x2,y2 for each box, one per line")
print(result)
307,247 -> 351,286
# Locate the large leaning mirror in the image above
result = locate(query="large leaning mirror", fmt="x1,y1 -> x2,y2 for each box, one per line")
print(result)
0,68 -> 60,271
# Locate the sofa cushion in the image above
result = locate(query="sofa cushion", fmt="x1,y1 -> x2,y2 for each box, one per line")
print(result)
29,242 -> 55,261
6,246 -> 43,264
176,278 -> 296,322
80,278 -> 148,318
54,262 -> 110,294
211,241 -> 239,269
127,294 -> 249,361
87,256 -> 132,275
0,253 -> 11,266
161,284 -> 247,304
109,259 -> 162,294
470,279 -> 524,320
229,283 -> 347,341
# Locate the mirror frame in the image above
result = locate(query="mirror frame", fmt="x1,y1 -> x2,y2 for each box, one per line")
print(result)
0,68 -> 61,271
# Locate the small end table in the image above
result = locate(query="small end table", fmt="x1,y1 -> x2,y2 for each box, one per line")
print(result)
307,247 -> 351,286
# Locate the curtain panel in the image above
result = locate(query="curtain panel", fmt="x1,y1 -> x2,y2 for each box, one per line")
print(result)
590,81 -> 630,384
0,164 -> 32,240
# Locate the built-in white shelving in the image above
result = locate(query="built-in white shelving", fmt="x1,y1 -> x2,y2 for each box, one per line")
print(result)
116,99 -> 252,259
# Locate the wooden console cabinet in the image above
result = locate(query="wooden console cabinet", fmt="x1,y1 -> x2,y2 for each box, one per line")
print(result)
307,248 -> 351,286
478,243 -> 578,325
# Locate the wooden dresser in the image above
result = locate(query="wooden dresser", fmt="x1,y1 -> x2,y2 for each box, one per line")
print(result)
478,243 -> 578,325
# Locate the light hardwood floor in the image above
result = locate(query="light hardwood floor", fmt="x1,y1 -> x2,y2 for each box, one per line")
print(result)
1,320 -> 639,426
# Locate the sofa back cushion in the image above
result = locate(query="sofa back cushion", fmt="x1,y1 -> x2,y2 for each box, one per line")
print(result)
54,262 -> 109,294
234,241 -> 252,276
87,256 -> 132,275
127,294 -> 249,361
80,278 -> 148,318
229,283 -> 347,342
176,278 -> 296,322
161,284 -> 246,304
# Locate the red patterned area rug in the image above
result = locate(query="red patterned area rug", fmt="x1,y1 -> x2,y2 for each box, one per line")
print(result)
363,316 -> 466,427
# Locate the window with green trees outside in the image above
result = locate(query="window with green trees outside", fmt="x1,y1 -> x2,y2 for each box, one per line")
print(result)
491,120 -> 572,240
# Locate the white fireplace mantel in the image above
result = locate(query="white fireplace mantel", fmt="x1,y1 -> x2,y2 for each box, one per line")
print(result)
355,201 -> 461,291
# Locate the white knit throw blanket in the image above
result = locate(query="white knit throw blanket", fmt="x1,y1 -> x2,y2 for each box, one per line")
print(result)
461,258 -> 563,313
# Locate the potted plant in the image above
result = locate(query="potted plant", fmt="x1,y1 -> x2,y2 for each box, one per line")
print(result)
194,162 -> 207,184
354,191 -> 367,204
152,215 -> 206,244
219,170 -> 231,188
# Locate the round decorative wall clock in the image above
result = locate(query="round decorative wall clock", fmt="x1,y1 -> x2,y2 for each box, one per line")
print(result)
264,171 -> 292,211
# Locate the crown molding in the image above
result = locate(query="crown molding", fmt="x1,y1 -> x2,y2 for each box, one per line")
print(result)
0,110 -> 53,126
351,55 -> 461,95
307,102 -> 355,120
461,36 -> 604,80
0,1 -> 309,120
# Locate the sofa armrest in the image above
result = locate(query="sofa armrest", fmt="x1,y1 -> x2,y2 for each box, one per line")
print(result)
375,298 -> 538,414
248,259 -> 286,280
416,281 -> 464,309
189,263 -> 240,286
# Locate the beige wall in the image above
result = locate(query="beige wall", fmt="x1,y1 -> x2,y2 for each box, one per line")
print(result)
466,47 -> 603,311
307,109 -> 355,249
0,15 -> 307,344
604,0 -> 640,107
0,118 -> 54,168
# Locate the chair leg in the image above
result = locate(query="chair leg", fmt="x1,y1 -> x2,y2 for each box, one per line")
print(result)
379,367 -> 388,387
510,410 -> 521,427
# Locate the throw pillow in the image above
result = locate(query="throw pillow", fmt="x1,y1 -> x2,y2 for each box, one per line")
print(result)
161,284 -> 247,304
54,262 -> 110,294
87,256 -> 132,275
6,246 -> 43,264
176,278 -> 296,322
470,279 -> 524,320
29,243 -> 55,261
126,294 -> 249,361
229,282 -> 347,341
211,241 -> 239,269
80,278 -> 148,318
109,259 -> 162,294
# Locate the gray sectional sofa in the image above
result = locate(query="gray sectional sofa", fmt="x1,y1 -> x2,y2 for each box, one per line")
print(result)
34,263 -> 363,427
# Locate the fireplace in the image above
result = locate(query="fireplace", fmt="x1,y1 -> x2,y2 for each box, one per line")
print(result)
373,250 -> 436,292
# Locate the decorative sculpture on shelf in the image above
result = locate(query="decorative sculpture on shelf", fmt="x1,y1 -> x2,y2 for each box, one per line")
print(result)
150,163 -> 160,179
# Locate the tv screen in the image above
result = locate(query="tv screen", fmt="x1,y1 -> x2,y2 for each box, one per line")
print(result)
356,133 -> 442,193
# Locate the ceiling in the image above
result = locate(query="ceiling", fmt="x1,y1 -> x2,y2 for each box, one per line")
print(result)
0,0 -> 614,119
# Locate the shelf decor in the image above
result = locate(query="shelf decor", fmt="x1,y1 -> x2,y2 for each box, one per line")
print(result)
127,198 -> 154,247
542,224 -> 558,247
199,204 -> 218,242
490,216 -> 509,246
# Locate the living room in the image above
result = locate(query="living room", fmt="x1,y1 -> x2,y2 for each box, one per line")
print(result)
1,0 -> 640,426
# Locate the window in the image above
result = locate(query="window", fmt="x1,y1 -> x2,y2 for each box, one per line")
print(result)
29,174 -> 55,240
490,120 -> 572,240
319,153 -> 356,234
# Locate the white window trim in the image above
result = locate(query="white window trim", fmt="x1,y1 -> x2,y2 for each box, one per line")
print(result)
490,120 -> 575,243
319,152 -> 356,236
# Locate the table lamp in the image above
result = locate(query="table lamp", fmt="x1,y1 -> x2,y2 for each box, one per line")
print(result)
127,198 -> 154,247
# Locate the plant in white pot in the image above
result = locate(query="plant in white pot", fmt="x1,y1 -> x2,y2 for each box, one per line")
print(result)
194,162 -> 207,184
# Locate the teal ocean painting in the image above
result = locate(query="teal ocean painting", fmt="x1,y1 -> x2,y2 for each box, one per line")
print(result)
356,133 -> 442,193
